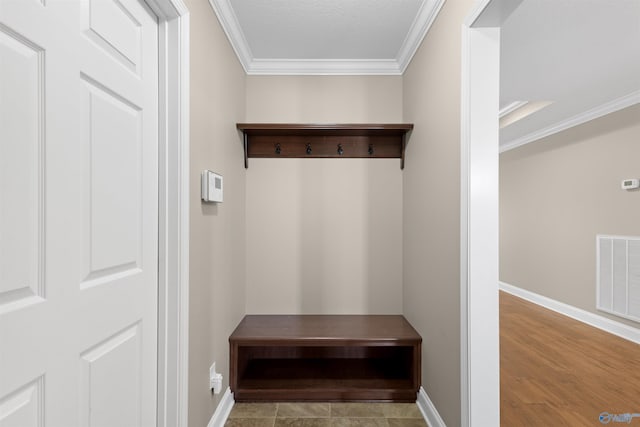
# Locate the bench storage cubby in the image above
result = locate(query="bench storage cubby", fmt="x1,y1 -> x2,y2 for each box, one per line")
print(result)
229,315 -> 422,402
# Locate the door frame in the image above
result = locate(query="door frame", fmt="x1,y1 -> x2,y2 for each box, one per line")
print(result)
460,0 -> 528,425
460,0 -> 516,425
142,0 -> 190,426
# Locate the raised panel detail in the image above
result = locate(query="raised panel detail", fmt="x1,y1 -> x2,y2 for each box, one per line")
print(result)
82,0 -> 142,74
81,75 -> 142,289
0,25 -> 45,314
0,377 -> 44,427
80,323 -> 142,427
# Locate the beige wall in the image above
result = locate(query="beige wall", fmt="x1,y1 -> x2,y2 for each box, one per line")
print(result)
403,0 -> 474,425
185,0 -> 246,425
245,76 -> 404,314
245,76 -> 403,123
500,104 -> 640,329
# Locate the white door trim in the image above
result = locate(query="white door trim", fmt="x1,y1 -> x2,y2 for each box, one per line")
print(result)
460,1 -> 528,425
142,1 -> 190,426
460,0 -> 502,425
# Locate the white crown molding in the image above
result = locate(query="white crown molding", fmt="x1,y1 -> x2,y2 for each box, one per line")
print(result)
417,387 -> 447,427
397,0 -> 446,73
246,59 -> 402,76
207,388 -> 235,427
498,100 -> 528,118
500,90 -> 640,153
208,0 -> 444,75
500,282 -> 640,345
208,0 -> 252,73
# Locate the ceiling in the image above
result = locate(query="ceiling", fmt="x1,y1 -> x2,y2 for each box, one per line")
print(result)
210,0 -> 445,75
210,0 -> 640,149
499,0 -> 640,150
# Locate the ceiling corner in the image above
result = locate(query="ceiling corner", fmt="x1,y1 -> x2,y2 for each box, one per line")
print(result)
397,0 -> 447,73
499,90 -> 640,153
208,0 -> 252,73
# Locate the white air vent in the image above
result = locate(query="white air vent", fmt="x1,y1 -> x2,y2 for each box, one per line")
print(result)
597,235 -> 640,323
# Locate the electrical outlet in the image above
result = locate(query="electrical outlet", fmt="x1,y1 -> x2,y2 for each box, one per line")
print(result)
209,362 -> 223,394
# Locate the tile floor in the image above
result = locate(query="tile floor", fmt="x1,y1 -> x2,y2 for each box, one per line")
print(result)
225,402 -> 429,426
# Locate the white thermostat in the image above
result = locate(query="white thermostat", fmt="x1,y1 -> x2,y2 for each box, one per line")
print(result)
621,178 -> 639,190
201,170 -> 223,202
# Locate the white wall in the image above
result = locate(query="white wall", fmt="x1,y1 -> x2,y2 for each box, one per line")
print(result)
245,76 -> 404,314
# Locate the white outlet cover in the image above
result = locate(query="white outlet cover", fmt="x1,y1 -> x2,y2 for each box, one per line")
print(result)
209,362 -> 216,382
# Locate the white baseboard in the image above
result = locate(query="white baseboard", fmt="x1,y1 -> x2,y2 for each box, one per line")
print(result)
416,387 -> 447,427
207,387 -> 234,427
499,282 -> 640,345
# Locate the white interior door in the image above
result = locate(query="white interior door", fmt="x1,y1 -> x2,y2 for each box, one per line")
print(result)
0,0 -> 159,425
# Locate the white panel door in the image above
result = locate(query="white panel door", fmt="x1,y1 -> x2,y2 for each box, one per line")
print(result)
0,0 -> 159,425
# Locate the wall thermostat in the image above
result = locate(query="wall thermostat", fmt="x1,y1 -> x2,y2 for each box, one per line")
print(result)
621,178 -> 639,190
201,170 -> 223,202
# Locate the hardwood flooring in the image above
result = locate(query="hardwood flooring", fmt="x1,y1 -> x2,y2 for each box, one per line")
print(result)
500,291 -> 640,426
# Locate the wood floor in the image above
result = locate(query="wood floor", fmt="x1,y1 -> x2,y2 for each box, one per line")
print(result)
500,291 -> 640,426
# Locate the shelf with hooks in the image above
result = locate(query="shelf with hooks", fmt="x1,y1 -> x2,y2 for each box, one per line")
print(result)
236,123 -> 414,169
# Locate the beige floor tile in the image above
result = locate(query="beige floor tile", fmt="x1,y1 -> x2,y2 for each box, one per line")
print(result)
381,403 -> 423,419
274,418 -> 331,427
229,403 -> 278,418
224,418 -> 275,427
277,403 -> 331,418
226,402 -> 428,427
331,403 -> 385,418
331,417 -> 390,426
387,418 -> 428,427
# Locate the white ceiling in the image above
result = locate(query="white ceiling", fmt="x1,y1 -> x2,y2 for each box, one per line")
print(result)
499,0 -> 640,150
210,0 -> 445,74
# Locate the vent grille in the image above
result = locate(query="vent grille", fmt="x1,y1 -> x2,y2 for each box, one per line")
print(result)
597,235 -> 640,323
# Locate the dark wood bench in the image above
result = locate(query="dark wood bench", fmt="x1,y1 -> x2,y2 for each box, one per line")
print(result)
229,315 -> 422,402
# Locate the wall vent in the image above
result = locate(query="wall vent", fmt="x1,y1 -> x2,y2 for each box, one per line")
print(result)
597,235 -> 640,323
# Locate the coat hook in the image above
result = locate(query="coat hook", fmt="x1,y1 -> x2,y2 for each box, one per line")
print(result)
275,143 -> 281,155
368,144 -> 374,155
306,143 -> 312,155
337,144 -> 344,156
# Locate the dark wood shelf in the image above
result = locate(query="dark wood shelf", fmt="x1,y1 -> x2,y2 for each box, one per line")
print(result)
236,123 -> 413,169
229,315 -> 422,402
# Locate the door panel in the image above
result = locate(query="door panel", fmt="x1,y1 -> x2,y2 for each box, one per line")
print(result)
82,0 -> 143,74
0,377 -> 44,427
81,75 -> 142,286
0,0 -> 158,425
80,323 -> 142,427
0,25 -> 45,314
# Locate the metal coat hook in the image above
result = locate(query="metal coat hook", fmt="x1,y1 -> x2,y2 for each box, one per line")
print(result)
368,144 -> 374,155
337,144 -> 344,155
306,143 -> 312,155
275,143 -> 281,155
